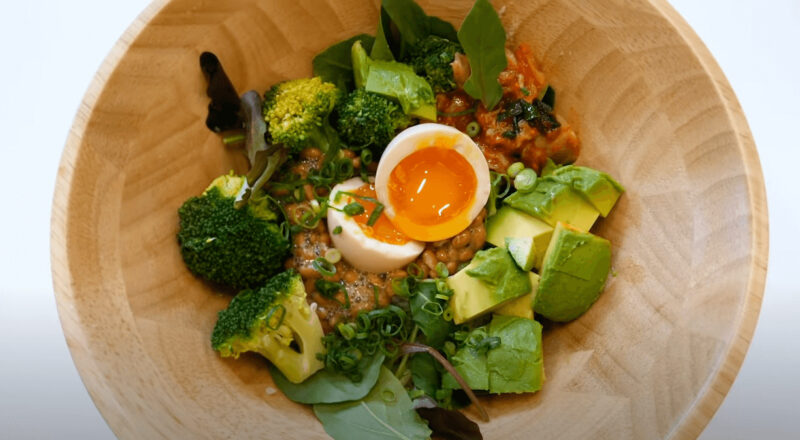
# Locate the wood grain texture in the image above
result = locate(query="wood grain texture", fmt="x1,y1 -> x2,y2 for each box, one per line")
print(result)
50,0 -> 768,439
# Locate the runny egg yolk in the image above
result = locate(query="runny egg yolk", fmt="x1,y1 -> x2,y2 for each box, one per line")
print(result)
348,183 -> 410,245
387,146 -> 477,241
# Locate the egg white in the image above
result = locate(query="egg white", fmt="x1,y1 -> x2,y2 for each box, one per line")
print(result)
374,123 -> 491,240
327,178 -> 425,273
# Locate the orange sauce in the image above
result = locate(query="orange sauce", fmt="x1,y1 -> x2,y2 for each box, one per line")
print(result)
387,146 -> 477,241
348,183 -> 410,245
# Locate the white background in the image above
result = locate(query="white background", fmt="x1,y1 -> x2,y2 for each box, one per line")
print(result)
0,1 -> 797,438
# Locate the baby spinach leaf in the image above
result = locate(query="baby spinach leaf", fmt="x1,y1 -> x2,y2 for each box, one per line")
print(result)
313,34 -> 375,92
269,353 -> 385,404
457,0 -> 507,110
466,248 -> 531,302
381,0 -> 429,47
371,8 -> 396,61
417,407 -> 483,440
427,16 -> 459,42
410,281 -> 453,349
409,352 -> 440,398
314,367 -> 432,440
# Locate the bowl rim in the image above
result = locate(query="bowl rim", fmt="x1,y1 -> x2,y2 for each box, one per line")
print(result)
50,0 -> 769,438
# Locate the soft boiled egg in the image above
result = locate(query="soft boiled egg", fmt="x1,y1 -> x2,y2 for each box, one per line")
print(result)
375,124 -> 491,242
327,177 -> 425,272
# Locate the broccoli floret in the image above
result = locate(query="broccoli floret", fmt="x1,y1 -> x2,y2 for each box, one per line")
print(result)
335,89 -> 411,153
407,35 -> 462,94
211,270 -> 325,383
177,173 -> 290,290
262,77 -> 341,154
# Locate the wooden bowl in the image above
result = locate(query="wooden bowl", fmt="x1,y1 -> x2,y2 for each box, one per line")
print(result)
51,0 -> 768,438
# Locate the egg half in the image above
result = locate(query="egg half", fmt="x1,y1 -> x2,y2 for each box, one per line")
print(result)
375,124 -> 491,242
327,177 -> 425,273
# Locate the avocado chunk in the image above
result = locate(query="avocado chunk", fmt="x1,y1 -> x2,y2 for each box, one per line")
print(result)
550,165 -> 624,217
488,316 -> 544,393
442,316 -> 544,394
447,248 -> 531,324
536,222 -> 611,322
505,237 -> 536,271
495,272 -> 539,320
504,177 -> 600,232
486,206 -> 553,270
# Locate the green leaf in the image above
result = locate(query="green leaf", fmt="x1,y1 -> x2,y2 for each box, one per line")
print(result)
269,354 -> 385,404
409,353 -> 440,398
313,34 -> 376,92
457,0 -> 507,109
410,281 -> 453,349
427,16 -> 458,42
381,0 -> 430,47
372,8 -> 396,61
487,316 -> 543,393
314,367 -> 432,440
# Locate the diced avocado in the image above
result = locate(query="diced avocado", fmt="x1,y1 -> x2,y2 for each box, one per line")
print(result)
504,177 -> 600,232
486,206 -> 553,270
535,222 -> 611,322
505,237 -> 536,271
495,272 -> 539,320
447,248 -> 531,324
488,316 -> 544,393
551,165 -> 624,217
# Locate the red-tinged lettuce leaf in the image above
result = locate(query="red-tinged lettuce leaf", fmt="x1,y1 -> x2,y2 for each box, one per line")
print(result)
200,52 -> 242,132
417,407 -> 483,440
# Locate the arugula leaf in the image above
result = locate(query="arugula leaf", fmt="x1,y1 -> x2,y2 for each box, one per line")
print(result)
314,367 -> 432,440
371,8 -> 396,61
417,407 -> 483,440
313,34 -> 376,91
269,354 -> 385,404
409,281 -> 453,349
457,0 -> 507,109
409,352 -> 439,398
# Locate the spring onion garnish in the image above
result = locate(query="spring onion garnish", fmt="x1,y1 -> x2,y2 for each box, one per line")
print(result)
332,225 -> 342,235
366,204 -> 384,226
324,248 -> 342,264
312,257 -> 336,276
360,149 -> 373,165
507,162 -> 524,178
406,263 -> 425,279
343,202 -> 365,216
514,168 -> 538,193
264,305 -> 287,330
434,262 -> 449,278
466,121 -> 481,137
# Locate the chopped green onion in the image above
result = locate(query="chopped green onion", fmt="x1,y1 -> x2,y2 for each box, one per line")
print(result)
421,300 -> 444,316
324,248 -> 342,264
366,204 -> 384,226
444,341 -> 456,356
309,199 -> 321,213
343,202 -> 365,216
406,263 -> 424,279
514,168 -> 538,193
337,322 -> 356,340
360,149 -> 373,165
507,162 -> 524,178
466,121 -> 481,137
520,87 -> 530,96
434,262 -> 449,278
332,225 -> 343,235
408,389 -> 425,399
312,257 -> 337,276
443,307 -> 453,321
373,285 -> 380,307
435,279 -> 450,294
